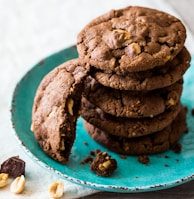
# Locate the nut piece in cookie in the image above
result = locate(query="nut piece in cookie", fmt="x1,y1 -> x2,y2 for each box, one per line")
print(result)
31,59 -> 90,164
90,152 -> 117,177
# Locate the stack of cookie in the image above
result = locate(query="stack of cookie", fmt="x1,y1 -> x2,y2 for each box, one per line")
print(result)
77,6 -> 191,155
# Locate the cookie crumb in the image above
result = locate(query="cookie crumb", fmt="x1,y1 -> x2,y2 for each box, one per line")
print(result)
175,159 -> 179,162
191,108 -> 194,116
90,152 -> 117,177
83,141 -> 88,146
90,150 -> 96,156
184,106 -> 188,113
164,164 -> 169,167
135,176 -> 139,179
119,155 -> 127,159
164,155 -> 169,159
184,127 -> 189,134
80,156 -> 93,165
138,155 -> 150,165
96,149 -> 101,154
171,143 -> 182,153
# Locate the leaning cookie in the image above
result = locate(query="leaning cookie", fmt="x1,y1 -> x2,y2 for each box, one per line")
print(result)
93,47 -> 190,90
31,59 -> 90,164
84,106 -> 186,155
81,98 -> 181,138
77,6 -> 186,73
84,76 -> 183,118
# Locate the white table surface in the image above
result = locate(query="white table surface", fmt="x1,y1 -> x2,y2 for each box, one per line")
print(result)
1,0 -> 194,198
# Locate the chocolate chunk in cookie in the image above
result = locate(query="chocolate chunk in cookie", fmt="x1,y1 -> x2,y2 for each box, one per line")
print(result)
0,156 -> 25,178
31,59 -> 90,164
90,152 -> 117,177
77,6 -> 186,73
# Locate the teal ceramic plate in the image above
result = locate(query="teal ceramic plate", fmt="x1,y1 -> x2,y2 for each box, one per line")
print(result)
11,46 -> 194,193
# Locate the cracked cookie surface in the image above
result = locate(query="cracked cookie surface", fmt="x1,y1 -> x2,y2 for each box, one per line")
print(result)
77,6 -> 186,73
31,59 -> 90,163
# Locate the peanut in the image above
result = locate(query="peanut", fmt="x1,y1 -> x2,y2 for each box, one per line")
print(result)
98,160 -> 111,171
125,42 -> 141,57
167,98 -> 176,106
0,173 -> 9,188
163,55 -> 172,62
131,43 -> 141,54
60,138 -> 65,151
98,163 -> 105,171
113,29 -> 131,40
131,132 -> 136,137
67,98 -> 74,116
10,175 -> 25,194
30,123 -> 34,132
49,181 -> 64,199
102,160 -> 111,169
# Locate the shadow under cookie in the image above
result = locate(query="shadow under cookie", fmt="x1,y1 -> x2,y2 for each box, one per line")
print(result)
93,47 -> 190,91
84,106 -> 186,155
81,98 -> 182,138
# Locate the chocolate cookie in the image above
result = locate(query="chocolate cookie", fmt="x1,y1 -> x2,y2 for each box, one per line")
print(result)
84,76 -> 183,118
31,59 -> 90,164
77,6 -> 186,73
93,47 -> 190,90
84,106 -> 186,155
81,98 -> 181,138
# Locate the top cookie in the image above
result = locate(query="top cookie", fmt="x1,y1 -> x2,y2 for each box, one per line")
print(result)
77,6 -> 186,73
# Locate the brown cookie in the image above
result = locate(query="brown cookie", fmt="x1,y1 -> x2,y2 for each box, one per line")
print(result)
84,106 -> 186,155
93,47 -> 190,90
31,59 -> 90,164
84,76 -> 183,118
77,6 -> 186,74
81,98 -> 181,138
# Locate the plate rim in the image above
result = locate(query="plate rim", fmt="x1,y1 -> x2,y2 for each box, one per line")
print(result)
10,46 -> 194,193
11,127 -> 194,192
